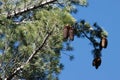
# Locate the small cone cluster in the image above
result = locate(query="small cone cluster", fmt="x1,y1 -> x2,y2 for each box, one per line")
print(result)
63,24 -> 74,41
63,25 -> 69,39
99,37 -> 108,50
69,27 -> 74,41
92,57 -> 101,69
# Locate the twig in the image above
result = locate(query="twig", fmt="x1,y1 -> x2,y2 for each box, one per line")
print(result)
81,31 -> 96,49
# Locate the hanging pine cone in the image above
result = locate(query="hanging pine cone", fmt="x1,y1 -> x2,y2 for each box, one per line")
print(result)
63,24 -> 70,40
92,57 -> 101,69
99,37 -> 108,50
69,27 -> 74,41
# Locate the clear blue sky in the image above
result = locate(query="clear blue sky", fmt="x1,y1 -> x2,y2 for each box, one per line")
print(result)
60,0 -> 120,80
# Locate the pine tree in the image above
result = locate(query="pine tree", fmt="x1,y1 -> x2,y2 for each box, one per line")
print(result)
0,0 -> 108,80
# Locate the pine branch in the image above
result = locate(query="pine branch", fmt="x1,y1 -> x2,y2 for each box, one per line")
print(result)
6,0 -> 57,18
4,26 -> 54,80
81,31 -> 96,49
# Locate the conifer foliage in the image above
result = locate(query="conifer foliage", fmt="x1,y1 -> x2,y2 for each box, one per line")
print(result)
0,0 -> 108,80
63,20 -> 108,69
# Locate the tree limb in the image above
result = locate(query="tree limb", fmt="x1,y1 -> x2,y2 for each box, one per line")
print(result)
81,31 -> 97,49
6,0 -> 57,18
4,26 -> 54,80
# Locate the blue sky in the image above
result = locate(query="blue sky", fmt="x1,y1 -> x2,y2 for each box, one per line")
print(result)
60,0 -> 120,80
